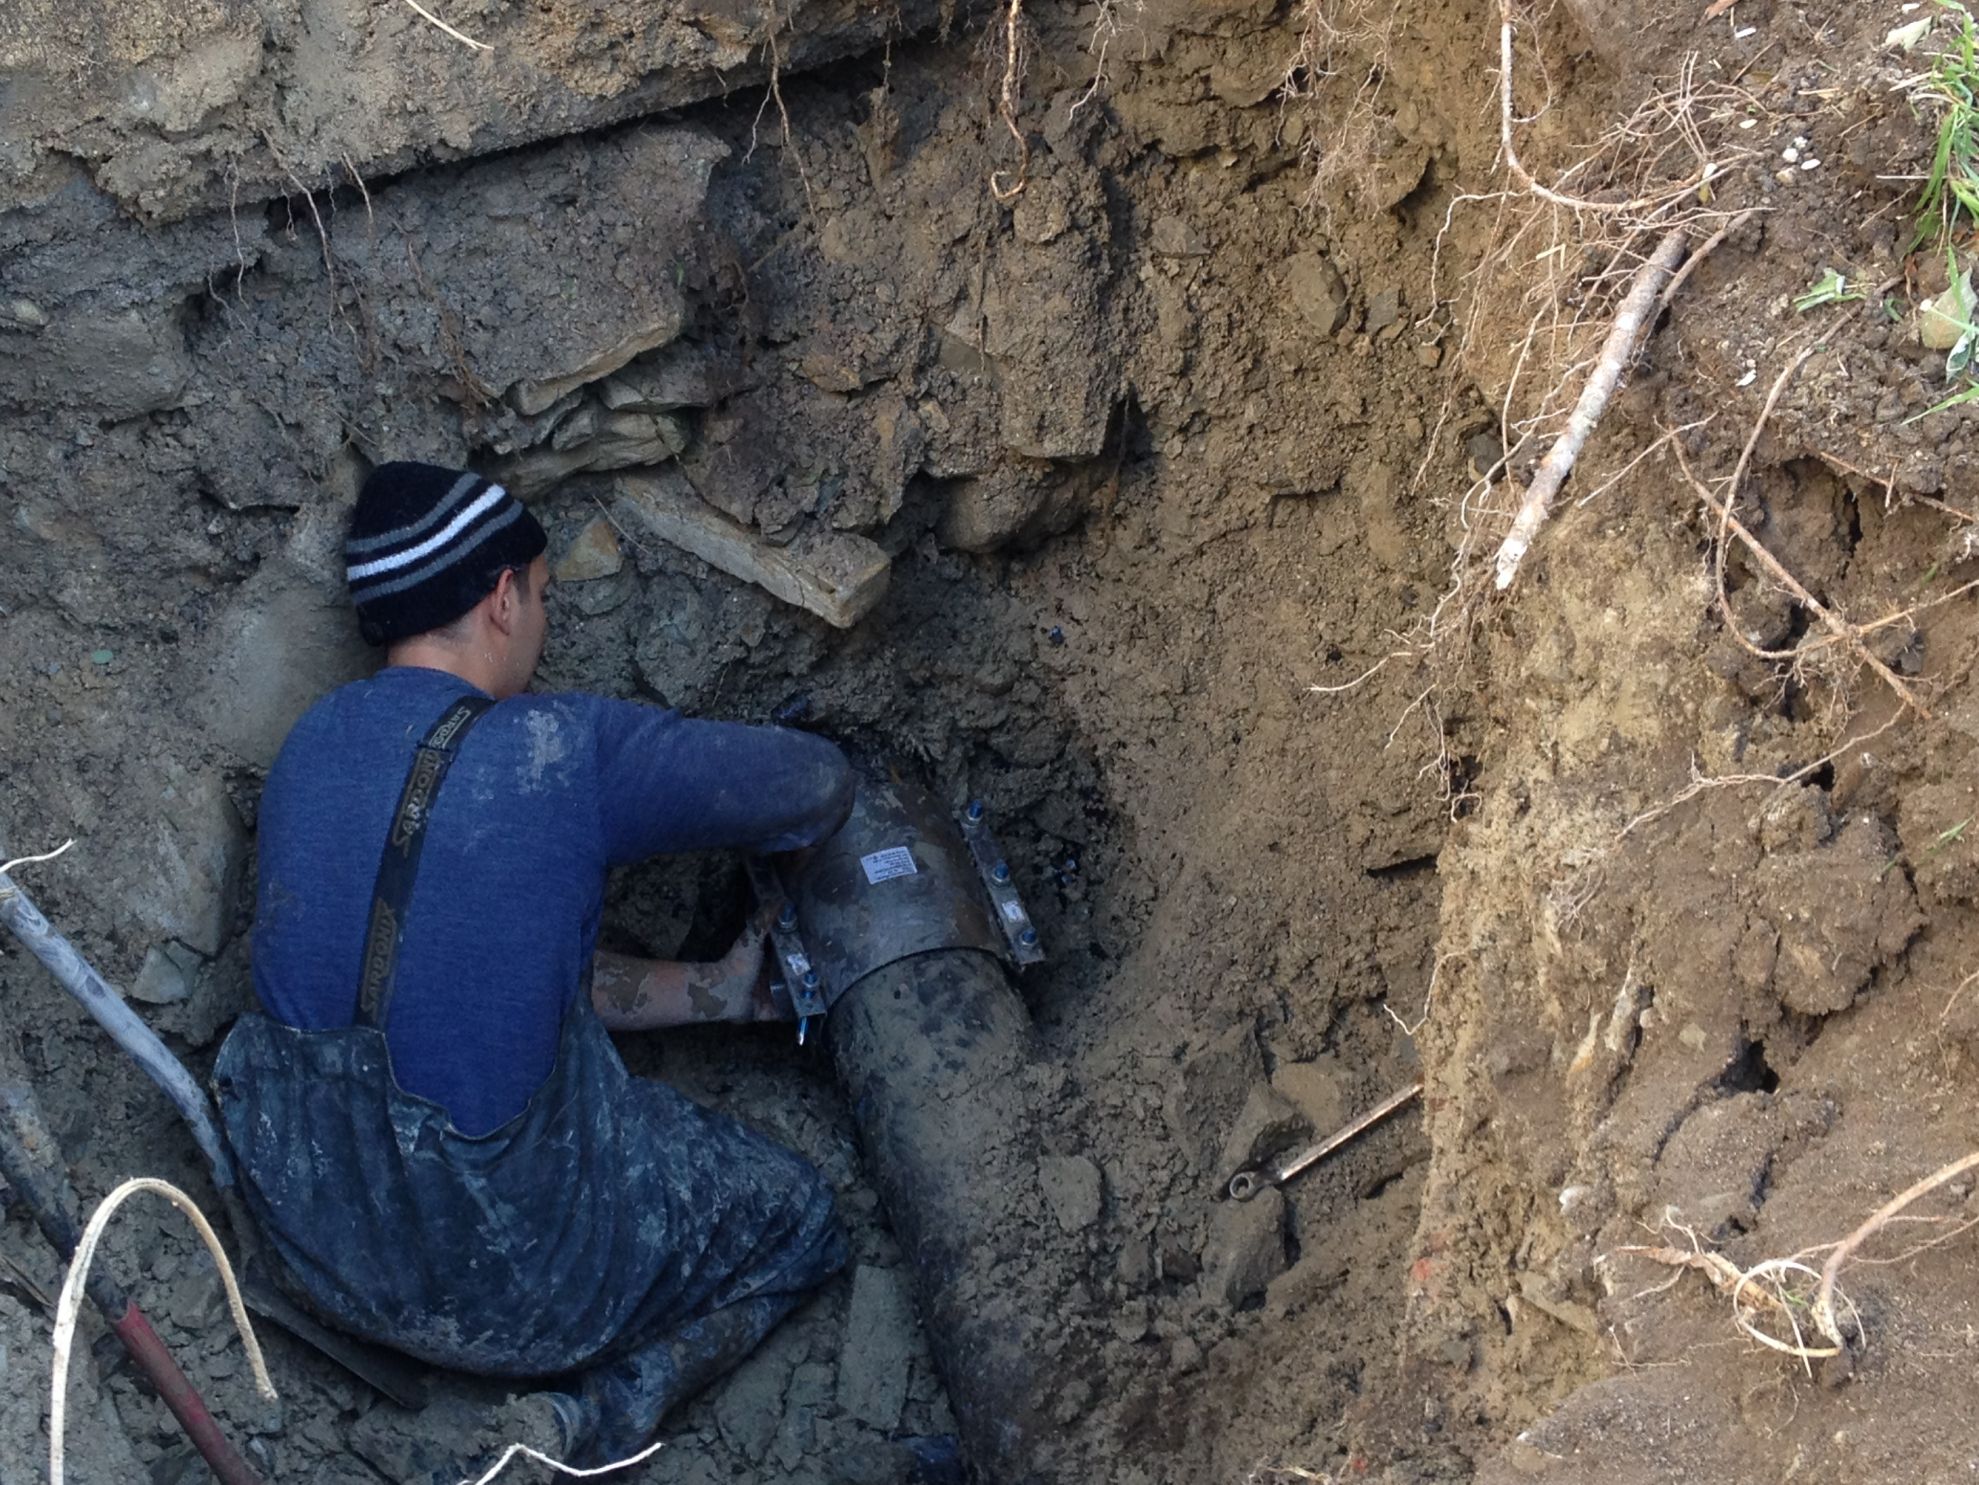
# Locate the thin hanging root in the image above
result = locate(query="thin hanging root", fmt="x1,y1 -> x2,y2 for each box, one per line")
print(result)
51,1179 -> 275,1485
1497,0 -> 1720,214
989,0 -> 1031,201
1814,1150 -> 1979,1347
1492,228 -> 1688,589
1672,439 -> 1933,719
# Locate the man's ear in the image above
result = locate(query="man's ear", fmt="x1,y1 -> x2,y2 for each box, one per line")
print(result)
486,567 -> 518,636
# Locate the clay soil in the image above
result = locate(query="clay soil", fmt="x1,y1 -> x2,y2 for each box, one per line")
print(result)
5,0 -> 1979,1483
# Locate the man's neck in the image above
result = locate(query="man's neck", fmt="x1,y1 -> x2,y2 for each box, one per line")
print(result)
386,636 -> 506,697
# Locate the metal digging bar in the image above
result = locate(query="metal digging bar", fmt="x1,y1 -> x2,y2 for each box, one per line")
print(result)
0,865 -> 431,1407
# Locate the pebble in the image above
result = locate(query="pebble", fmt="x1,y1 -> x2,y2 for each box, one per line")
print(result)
1150,215 -> 1209,258
1920,283 -> 1972,350
1365,287 -> 1403,335
1283,253 -> 1350,336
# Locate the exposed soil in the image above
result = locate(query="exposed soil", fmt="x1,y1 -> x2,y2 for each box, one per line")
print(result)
5,1 -> 1979,1483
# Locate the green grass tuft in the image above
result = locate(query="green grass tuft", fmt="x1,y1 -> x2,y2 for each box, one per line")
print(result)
1915,1 -> 1979,246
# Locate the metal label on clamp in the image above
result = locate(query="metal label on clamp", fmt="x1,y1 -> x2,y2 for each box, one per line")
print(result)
859,846 -> 919,884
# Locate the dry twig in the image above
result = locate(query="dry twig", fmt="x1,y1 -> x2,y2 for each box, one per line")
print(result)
1493,228 -> 1689,588
1653,208 -> 1755,313
1672,433 -> 1932,717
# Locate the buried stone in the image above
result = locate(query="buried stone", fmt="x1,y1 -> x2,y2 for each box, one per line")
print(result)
837,1265 -> 918,1432
1203,1187 -> 1289,1309
130,940 -> 204,1006
614,469 -> 890,629
1216,1084 -> 1314,1189
553,517 -> 625,584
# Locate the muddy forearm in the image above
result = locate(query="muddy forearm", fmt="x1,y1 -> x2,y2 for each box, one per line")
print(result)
590,950 -> 760,1030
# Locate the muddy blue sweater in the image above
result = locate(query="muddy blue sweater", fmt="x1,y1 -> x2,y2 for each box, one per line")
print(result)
252,666 -> 853,1135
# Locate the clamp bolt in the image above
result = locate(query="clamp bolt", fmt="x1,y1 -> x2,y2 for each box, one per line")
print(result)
802,969 -> 821,990
992,861 -> 1011,884
778,902 -> 798,930
966,799 -> 985,823
1019,927 -> 1038,948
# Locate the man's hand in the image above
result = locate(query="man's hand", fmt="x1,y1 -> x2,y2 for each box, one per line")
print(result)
719,903 -> 797,1023
589,907 -> 789,1031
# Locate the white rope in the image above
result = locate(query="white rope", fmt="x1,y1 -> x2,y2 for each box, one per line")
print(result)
48,1177 -> 664,1485
51,1178 -> 276,1485
457,1438 -> 666,1483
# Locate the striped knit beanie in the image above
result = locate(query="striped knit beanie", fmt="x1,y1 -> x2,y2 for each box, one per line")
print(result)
346,462 -> 548,645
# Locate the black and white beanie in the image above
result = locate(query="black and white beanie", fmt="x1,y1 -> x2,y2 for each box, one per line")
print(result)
346,462 -> 548,646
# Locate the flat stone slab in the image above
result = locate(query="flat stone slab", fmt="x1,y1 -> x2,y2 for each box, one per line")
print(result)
615,470 -> 891,629
836,1265 -> 917,1432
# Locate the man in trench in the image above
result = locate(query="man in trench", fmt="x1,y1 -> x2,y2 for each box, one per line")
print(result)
213,462 -> 851,1466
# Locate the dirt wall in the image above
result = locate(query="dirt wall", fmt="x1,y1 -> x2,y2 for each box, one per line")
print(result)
7,1 -> 1979,1484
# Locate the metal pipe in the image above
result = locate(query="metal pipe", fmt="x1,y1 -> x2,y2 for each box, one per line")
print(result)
0,1083 -> 264,1485
791,777 -> 1081,1483
829,952 -> 1063,1483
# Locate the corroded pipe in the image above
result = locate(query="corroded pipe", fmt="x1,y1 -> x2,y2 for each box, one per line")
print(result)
790,776 -> 1078,1483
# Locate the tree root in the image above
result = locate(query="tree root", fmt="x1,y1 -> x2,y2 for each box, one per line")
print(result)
1813,1150 -> 1979,1347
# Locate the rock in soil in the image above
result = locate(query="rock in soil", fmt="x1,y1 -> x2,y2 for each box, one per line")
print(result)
1216,1083 -> 1314,1187
1039,1153 -> 1106,1233
837,1265 -> 918,1432
1203,1188 -> 1288,1310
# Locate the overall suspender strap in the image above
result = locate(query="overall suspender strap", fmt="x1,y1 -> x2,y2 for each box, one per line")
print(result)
355,694 -> 497,1029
